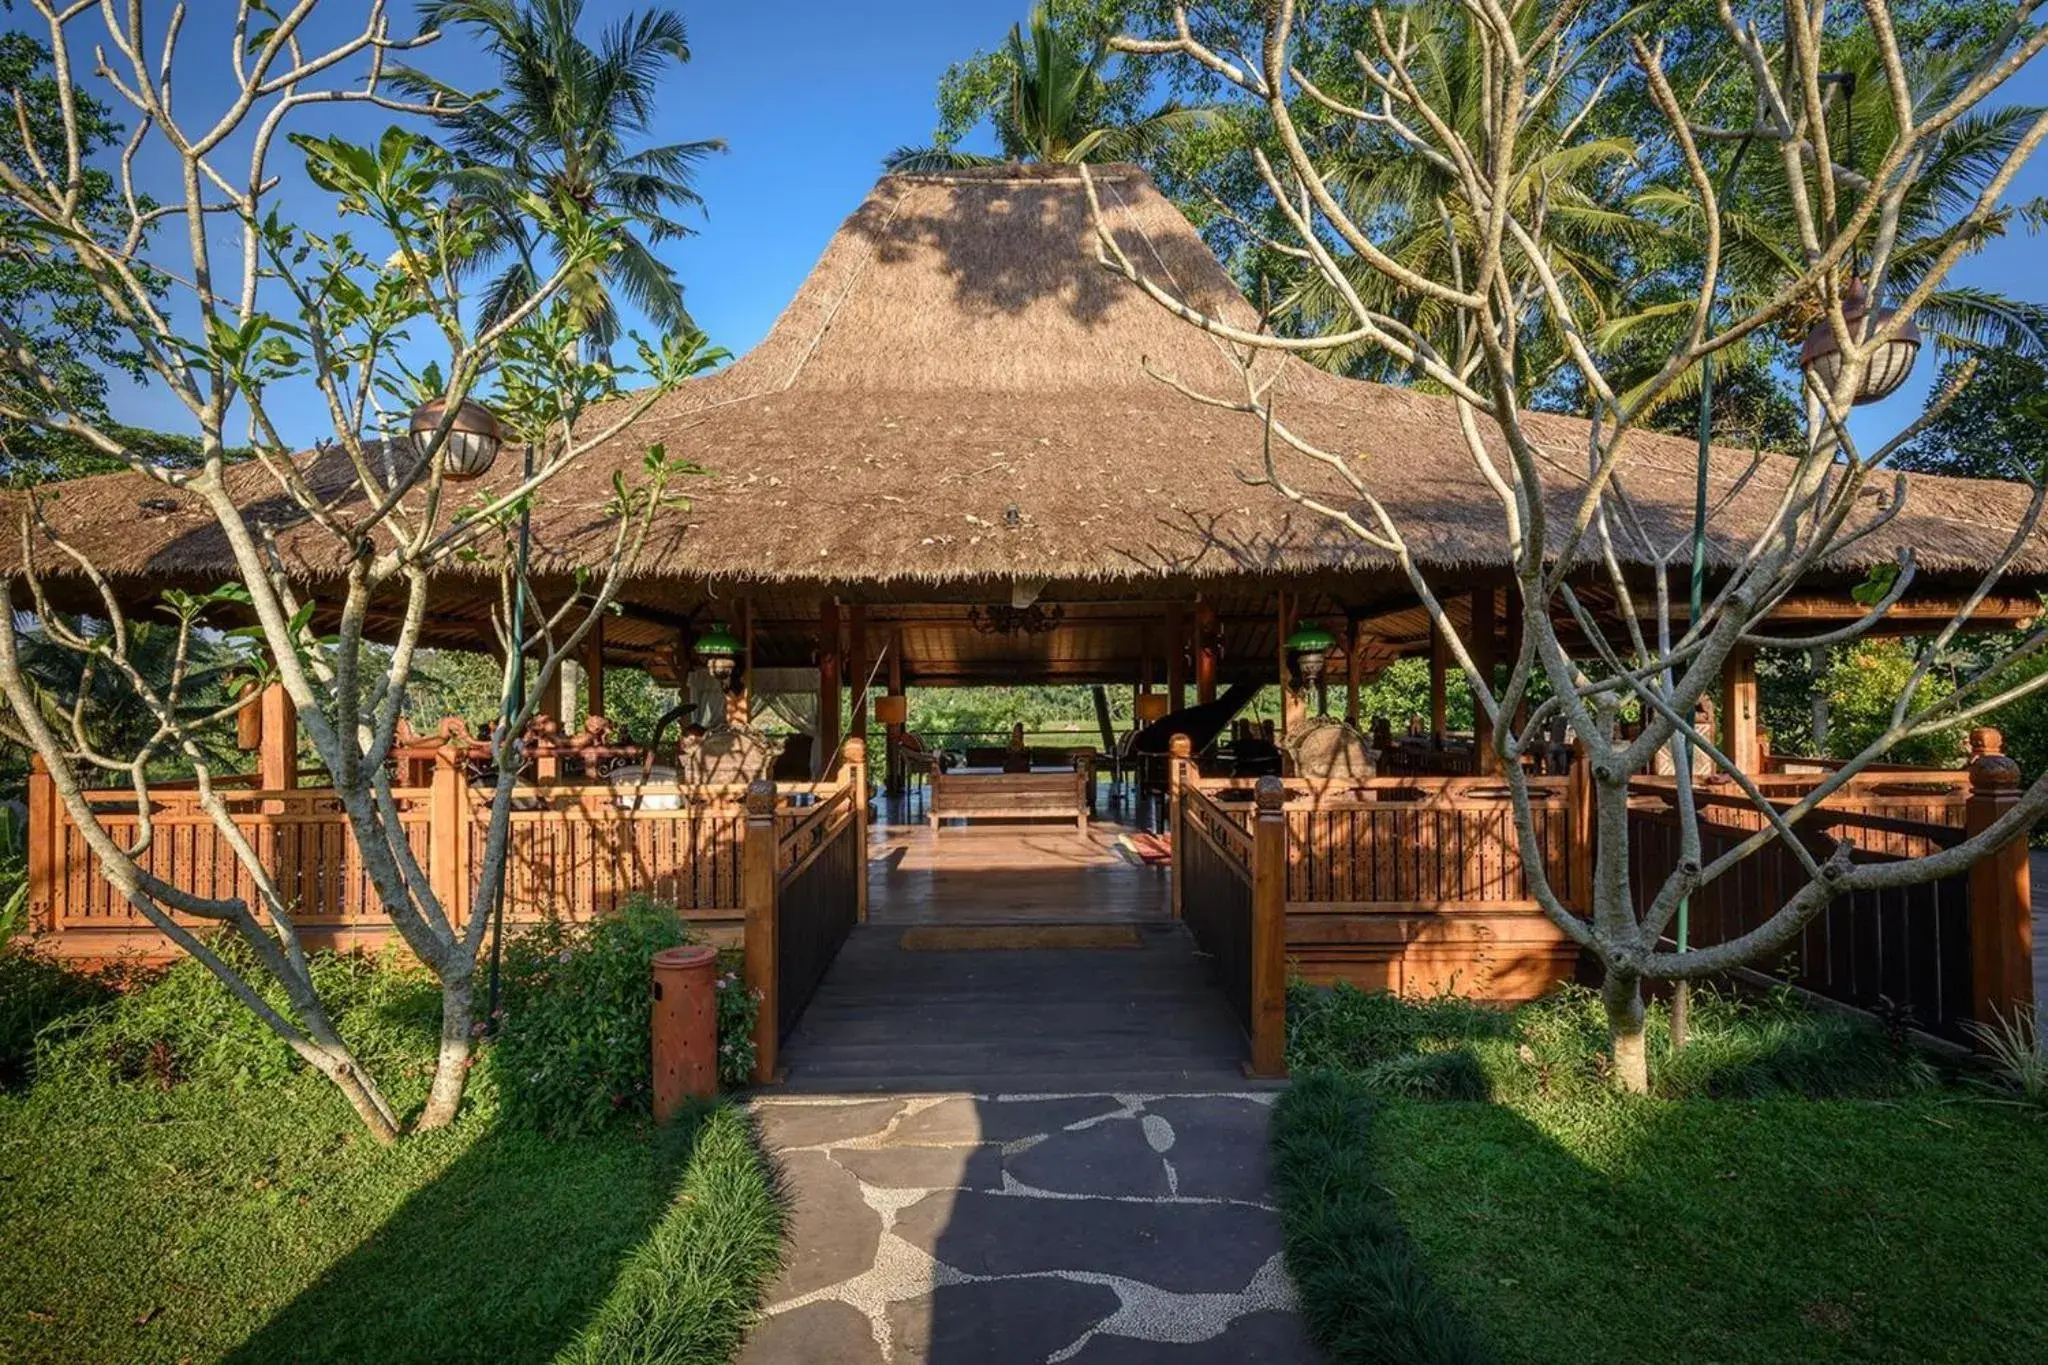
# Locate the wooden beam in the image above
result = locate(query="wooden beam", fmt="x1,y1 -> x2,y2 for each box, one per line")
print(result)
1470,589 -> 1498,774
258,683 -> 297,791
1194,600 -> 1218,704
728,598 -> 754,728
582,616 -> 606,721
1428,616 -> 1449,741
1344,616 -> 1363,727
847,603 -> 869,741
817,597 -> 841,779
1278,592 -> 1304,739
1721,642 -> 1760,774
1165,602 -> 1186,713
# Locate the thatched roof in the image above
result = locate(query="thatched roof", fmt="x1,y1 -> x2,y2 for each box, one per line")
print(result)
11,163 -> 2048,602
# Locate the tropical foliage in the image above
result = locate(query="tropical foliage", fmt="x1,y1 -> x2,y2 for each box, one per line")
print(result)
403,0 -> 725,353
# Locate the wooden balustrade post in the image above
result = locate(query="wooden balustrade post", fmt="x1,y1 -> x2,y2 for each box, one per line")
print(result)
429,749 -> 471,926
843,737 -> 869,923
1965,728 -> 2034,1031
1566,741 -> 1594,914
743,779 -> 780,1084
1168,734 -> 1192,921
25,753 -> 57,935
257,682 -> 297,791
1248,776 -> 1289,1078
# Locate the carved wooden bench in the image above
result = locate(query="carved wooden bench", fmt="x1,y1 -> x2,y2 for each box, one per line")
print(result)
928,761 -> 1092,833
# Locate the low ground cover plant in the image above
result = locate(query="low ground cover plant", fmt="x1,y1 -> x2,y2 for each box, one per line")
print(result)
0,907 -> 784,1365
1277,982 -> 2048,1365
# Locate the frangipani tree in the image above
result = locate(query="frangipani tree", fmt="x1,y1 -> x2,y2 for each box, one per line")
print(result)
0,0 -> 717,1139
1095,0 -> 2048,1090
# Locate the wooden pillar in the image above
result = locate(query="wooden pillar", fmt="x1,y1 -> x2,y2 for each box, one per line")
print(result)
258,682 -> 297,791
1194,601 -> 1218,705
582,617 -> 606,722
1470,589 -> 1498,774
1165,602 -> 1187,714
1278,593 -> 1304,739
847,603 -> 869,741
1168,733 -> 1192,921
1566,740 -> 1594,914
25,754 -> 56,935
536,664 -> 563,724
429,748 -> 473,924
1428,617 -> 1449,743
1344,619 -> 1364,727
1966,728 -> 2034,1030
1503,587 -> 1527,735
726,599 -> 754,729
816,598 -> 841,779
743,779 -> 780,1083
843,737 -> 869,922
1721,643 -> 1760,774
885,629 -> 906,798
1248,776 -> 1289,1078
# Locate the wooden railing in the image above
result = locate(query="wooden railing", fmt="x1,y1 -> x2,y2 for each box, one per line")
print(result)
24,753 -> 820,960
1627,731 -> 2033,1042
1167,739 -> 1286,1077
742,739 -> 869,1083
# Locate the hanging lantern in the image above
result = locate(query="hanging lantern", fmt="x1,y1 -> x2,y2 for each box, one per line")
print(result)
1284,622 -> 1338,687
1798,279 -> 1921,405
408,397 -> 504,480
694,622 -> 741,682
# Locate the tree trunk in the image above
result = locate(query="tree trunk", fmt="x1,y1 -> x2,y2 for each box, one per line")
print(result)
1603,969 -> 1650,1094
417,968 -> 477,1131
307,1047 -> 401,1143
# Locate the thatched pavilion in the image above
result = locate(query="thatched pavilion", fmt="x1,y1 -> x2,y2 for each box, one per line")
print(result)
17,163 -> 2046,763
13,166 -> 2044,1078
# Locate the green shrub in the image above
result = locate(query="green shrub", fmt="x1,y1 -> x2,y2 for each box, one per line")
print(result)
1273,1070 -> 1491,1364
492,896 -> 758,1138
1287,980 -> 1511,1075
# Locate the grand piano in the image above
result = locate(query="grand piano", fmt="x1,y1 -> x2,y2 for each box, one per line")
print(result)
1120,681 -> 1266,814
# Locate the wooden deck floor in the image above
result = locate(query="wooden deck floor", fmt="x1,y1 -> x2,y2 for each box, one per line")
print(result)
867,789 -> 1170,926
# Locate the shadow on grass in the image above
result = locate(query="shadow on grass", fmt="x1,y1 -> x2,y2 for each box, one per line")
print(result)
224,1116 -> 712,1365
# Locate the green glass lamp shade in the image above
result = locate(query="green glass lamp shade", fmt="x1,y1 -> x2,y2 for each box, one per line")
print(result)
695,623 -> 741,678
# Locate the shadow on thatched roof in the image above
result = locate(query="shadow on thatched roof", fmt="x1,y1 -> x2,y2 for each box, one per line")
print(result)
9,164 -> 2048,596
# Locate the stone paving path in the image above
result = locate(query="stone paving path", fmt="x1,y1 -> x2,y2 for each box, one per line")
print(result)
741,1091 -> 1318,1364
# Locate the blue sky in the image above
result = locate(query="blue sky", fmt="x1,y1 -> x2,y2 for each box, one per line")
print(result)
25,0 -> 2048,447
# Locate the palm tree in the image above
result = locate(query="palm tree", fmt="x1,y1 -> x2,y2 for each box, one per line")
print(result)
405,0 -> 723,353
885,7 -> 1212,173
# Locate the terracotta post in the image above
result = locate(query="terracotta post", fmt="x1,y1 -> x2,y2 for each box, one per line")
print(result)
257,682 -> 297,791
651,944 -> 720,1119
1965,728 -> 2034,1030
816,599 -> 841,779
1470,589 -> 1498,774
1168,733 -> 1192,920
743,779 -> 780,1083
1248,776 -> 1289,1078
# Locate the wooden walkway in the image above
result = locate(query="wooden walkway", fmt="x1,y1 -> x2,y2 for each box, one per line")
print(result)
774,791 -> 1248,1091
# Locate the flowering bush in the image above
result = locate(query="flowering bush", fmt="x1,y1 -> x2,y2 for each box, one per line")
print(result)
491,895 -> 756,1137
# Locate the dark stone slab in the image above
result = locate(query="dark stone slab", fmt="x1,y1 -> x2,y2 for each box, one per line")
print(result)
770,1150 -> 880,1298
1142,1096 -> 1279,1202
1060,1309 -> 1318,1364
885,1277 -> 1122,1363
753,1098 -> 905,1150
889,1094 -> 1129,1145
1004,1113 -> 1175,1199
894,1189 -> 1283,1293
738,1300 -> 883,1365
831,1143 -> 1006,1191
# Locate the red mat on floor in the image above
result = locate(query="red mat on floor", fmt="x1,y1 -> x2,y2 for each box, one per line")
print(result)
1116,832 -> 1173,865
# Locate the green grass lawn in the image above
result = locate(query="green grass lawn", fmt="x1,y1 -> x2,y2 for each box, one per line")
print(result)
1277,984 -> 2048,1365
0,951 -> 784,1365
